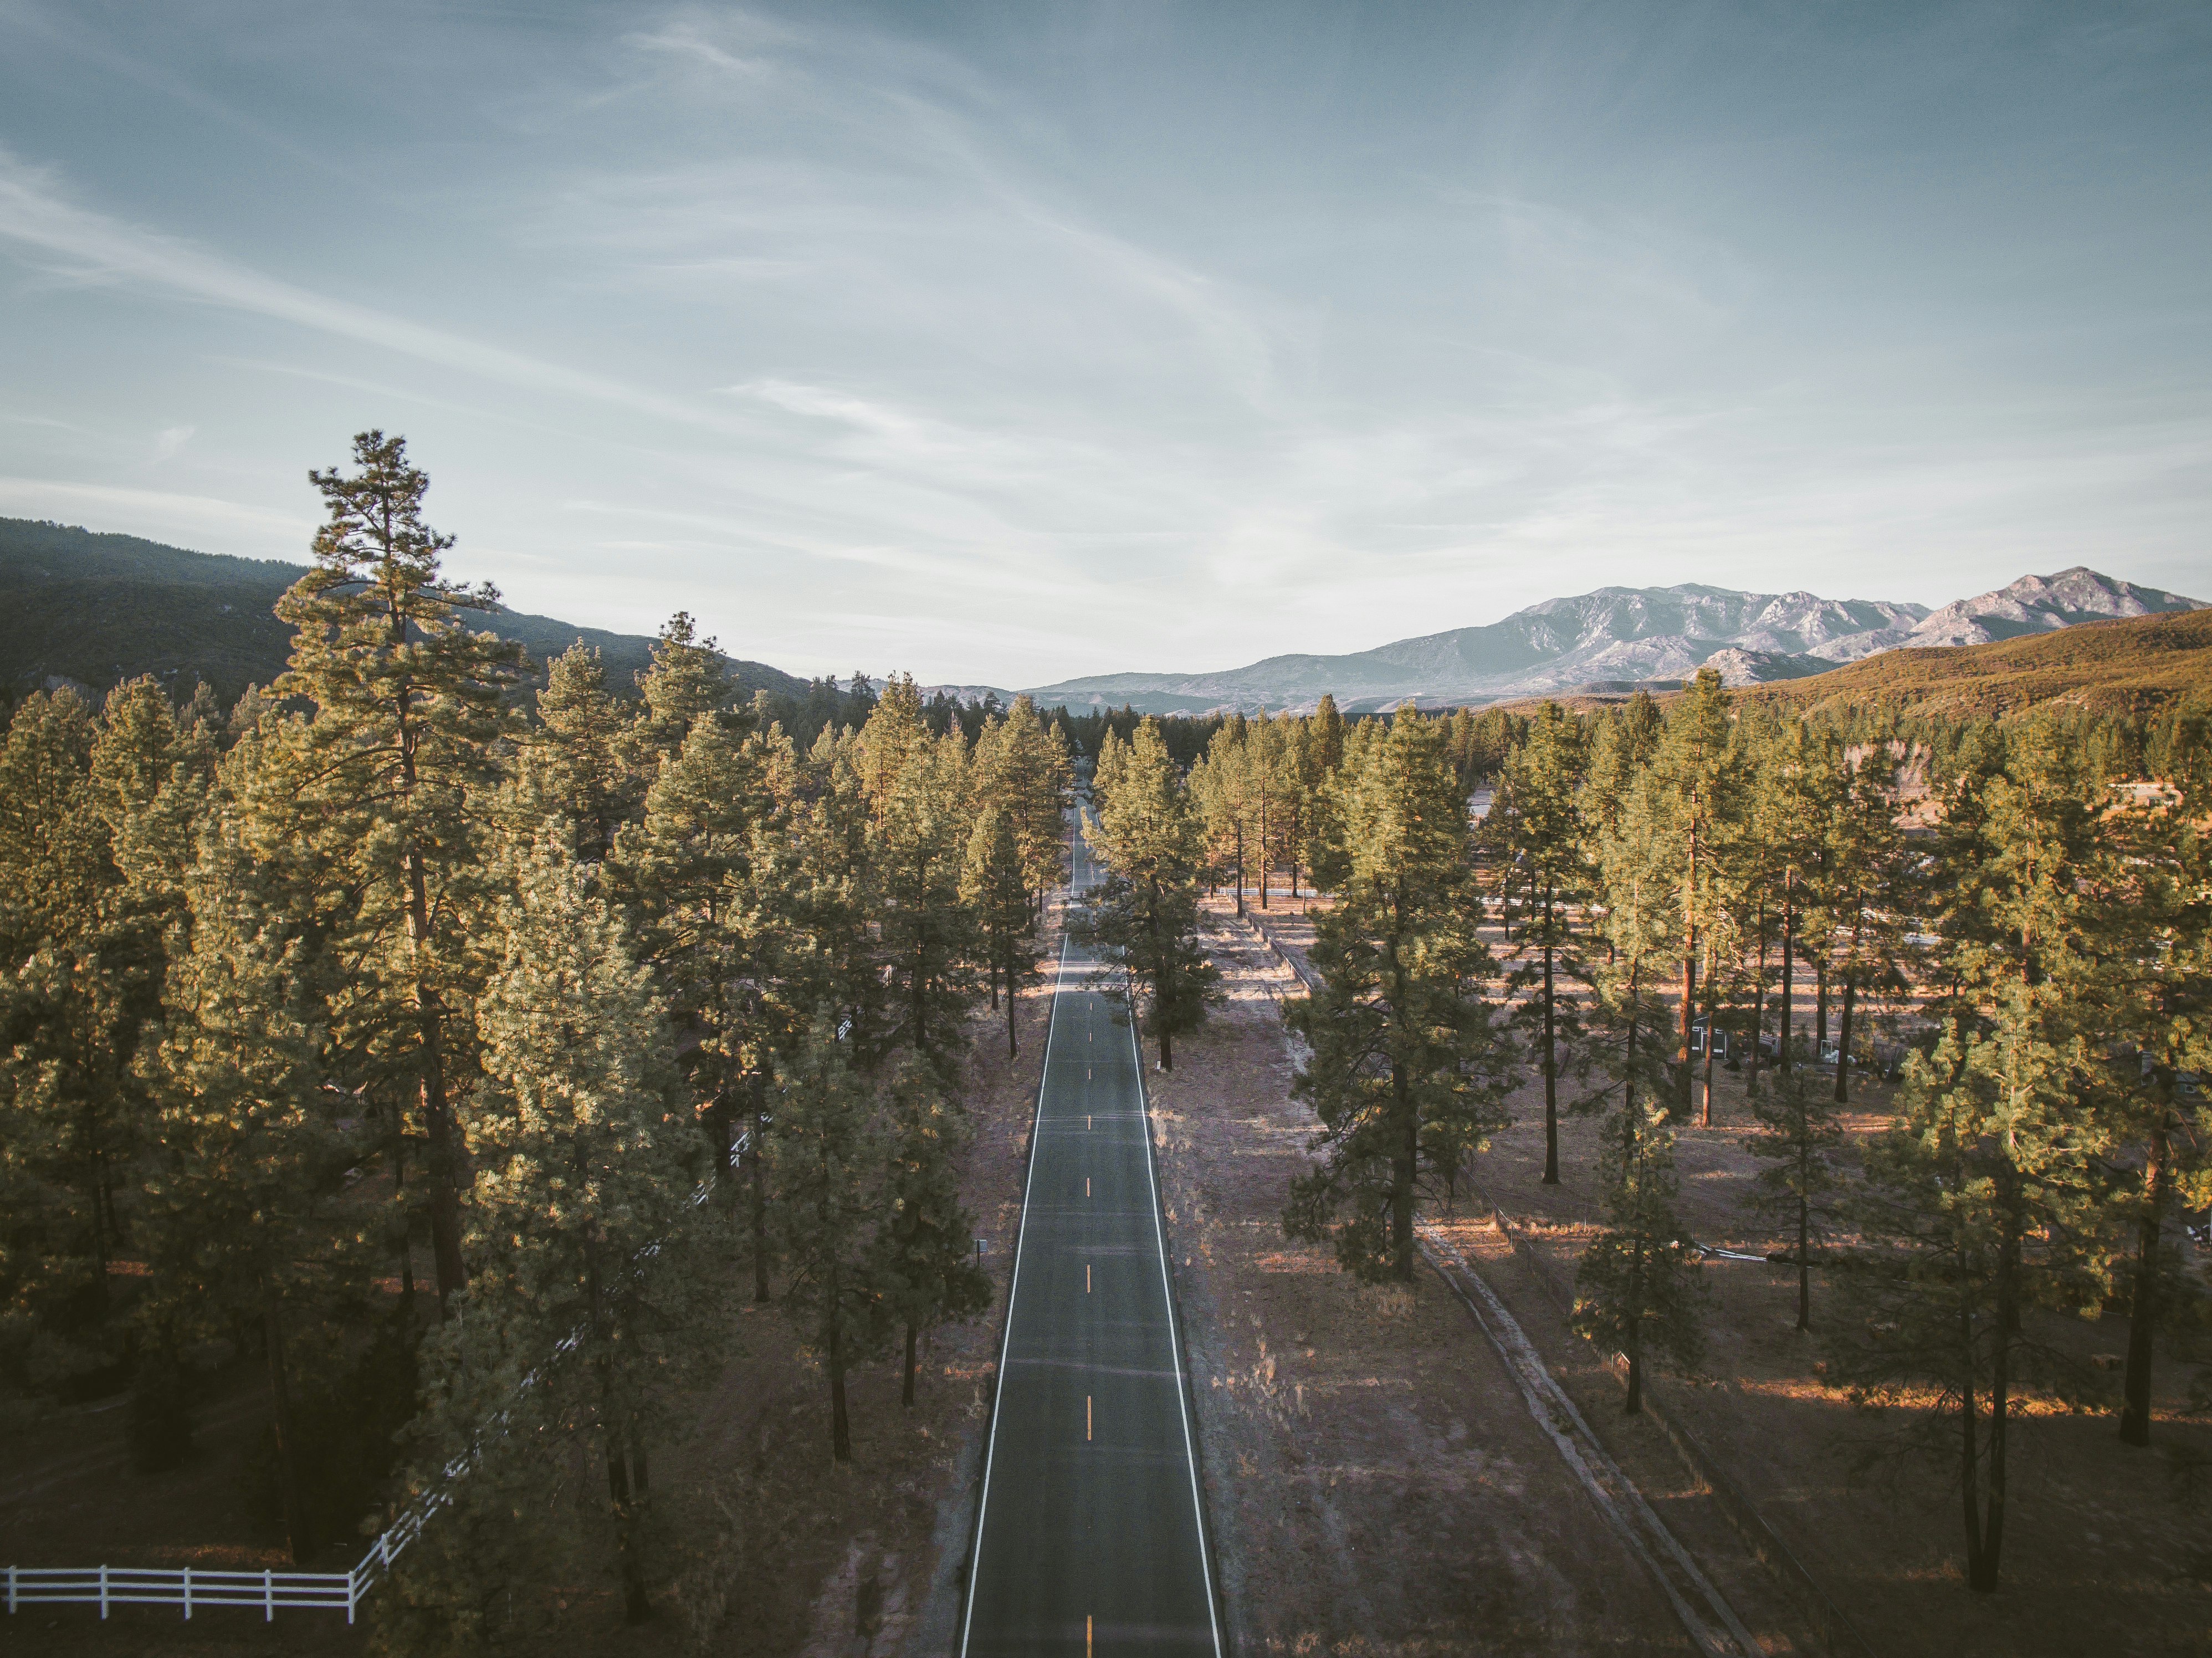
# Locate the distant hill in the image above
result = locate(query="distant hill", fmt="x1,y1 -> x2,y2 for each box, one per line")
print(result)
1021,584 -> 1933,714
0,518 -> 805,706
1740,607 -> 2212,720
1016,568 -> 2204,715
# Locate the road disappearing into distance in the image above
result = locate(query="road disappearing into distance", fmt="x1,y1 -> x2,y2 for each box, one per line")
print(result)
960,814 -> 1222,1658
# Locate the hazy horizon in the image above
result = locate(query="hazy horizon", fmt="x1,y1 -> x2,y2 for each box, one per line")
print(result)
3,2 -> 2209,684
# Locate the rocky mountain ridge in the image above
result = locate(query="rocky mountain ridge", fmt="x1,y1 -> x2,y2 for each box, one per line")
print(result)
1007,567 -> 2204,715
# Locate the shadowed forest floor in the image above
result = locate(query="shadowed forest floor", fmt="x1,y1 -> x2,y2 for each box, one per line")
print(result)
1172,891 -> 2212,1658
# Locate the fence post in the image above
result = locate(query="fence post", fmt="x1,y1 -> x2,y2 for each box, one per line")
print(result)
263,1568 -> 273,1621
99,1562 -> 109,1619
183,1566 -> 192,1620
7,1562 -> 14,1614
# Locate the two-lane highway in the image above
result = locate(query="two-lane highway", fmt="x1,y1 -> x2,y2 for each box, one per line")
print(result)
961,821 -> 1221,1658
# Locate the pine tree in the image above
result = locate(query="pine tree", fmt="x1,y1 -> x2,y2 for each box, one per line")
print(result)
634,611 -> 739,759
2093,724 -> 2212,1446
988,694 -> 1073,915
532,643 -> 640,861
1491,701 -> 1593,1184
1281,708 -> 1516,1281
1827,1001 -> 2109,1593
871,720 -> 980,1076
614,717 -> 758,1174
1572,1096 -> 1704,1414
0,688 -> 151,1339
873,1060 -> 991,1406
139,828 -> 363,1564
962,798 -> 1038,1058
1746,718 -> 1844,1079
1191,719 -> 1255,914
1077,719 -> 1218,1070
767,1024 -> 892,1461
416,836 -> 724,1623
259,431 -> 528,1303
1825,743 -> 1913,1103
1744,1056 -> 1844,1332
1644,668 -> 1740,1119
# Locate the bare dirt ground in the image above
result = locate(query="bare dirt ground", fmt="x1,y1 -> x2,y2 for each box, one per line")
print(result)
1198,891 -> 2212,1658
1,913 -> 1061,1658
1146,895 -> 1818,1657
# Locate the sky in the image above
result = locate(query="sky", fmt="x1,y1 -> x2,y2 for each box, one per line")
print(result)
1,2 -> 2209,688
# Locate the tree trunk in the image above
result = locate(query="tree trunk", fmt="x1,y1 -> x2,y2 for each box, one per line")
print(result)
2121,1113 -> 2171,1446
1678,944 -> 1697,1119
830,1307 -> 852,1462
1795,1176 -> 1811,1333
1150,883 -> 1173,1072
1678,822 -> 1699,1117
390,1098 -> 415,1318
1006,949 -> 1019,1059
1701,1019 -> 1716,1128
85,1125 -> 110,1319
1624,1238 -> 1646,1416
1541,883 -> 1559,1185
1233,823 -> 1245,919
1814,956 -> 1828,1057
1960,1309 -> 1986,1591
1391,1060 -> 1417,1282
1747,898 -> 1768,1091
903,1321 -> 919,1408
606,1434 -> 651,1623
262,1290 -> 311,1565
1834,969 -> 1856,1104
750,1073 -> 771,1303
1777,889 -> 1796,1073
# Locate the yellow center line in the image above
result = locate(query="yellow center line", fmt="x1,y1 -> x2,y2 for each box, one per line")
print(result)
1087,1263 -> 1092,1293
1087,1394 -> 1093,1440
1085,1177 -> 1091,1197
1087,1614 -> 1094,1658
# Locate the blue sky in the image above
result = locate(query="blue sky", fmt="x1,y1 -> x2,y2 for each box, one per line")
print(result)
2,2 -> 2208,686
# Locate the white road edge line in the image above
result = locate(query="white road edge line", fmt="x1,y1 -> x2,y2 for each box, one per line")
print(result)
957,922 -> 1073,1658
1129,986 -> 1227,1658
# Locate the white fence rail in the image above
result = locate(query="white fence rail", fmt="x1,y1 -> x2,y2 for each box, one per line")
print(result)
6,1143 -> 745,1623
4,1563 -> 361,1623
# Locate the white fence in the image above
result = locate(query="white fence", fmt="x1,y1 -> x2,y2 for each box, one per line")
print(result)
5,1563 -> 361,1622
6,1142 -> 745,1623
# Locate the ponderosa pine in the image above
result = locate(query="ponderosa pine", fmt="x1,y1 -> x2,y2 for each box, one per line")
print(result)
1282,707 -> 1515,1281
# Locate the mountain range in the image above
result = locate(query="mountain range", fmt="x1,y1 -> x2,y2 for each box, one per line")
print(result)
1006,567 -> 2206,715
5,515 -> 2202,723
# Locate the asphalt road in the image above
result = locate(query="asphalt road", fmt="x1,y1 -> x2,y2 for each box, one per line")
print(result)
961,823 -> 1221,1658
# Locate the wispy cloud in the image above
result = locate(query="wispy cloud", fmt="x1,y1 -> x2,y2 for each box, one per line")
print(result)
0,148 -> 741,436
152,423 -> 194,460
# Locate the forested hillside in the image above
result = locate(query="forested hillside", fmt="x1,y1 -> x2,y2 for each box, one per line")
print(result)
0,516 -> 806,708
1743,606 -> 2212,719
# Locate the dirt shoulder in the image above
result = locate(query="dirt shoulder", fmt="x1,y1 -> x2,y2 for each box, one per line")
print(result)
1145,899 -> 1818,1656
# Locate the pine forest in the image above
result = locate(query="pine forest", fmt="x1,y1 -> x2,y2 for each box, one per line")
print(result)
5,434 -> 2211,1654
